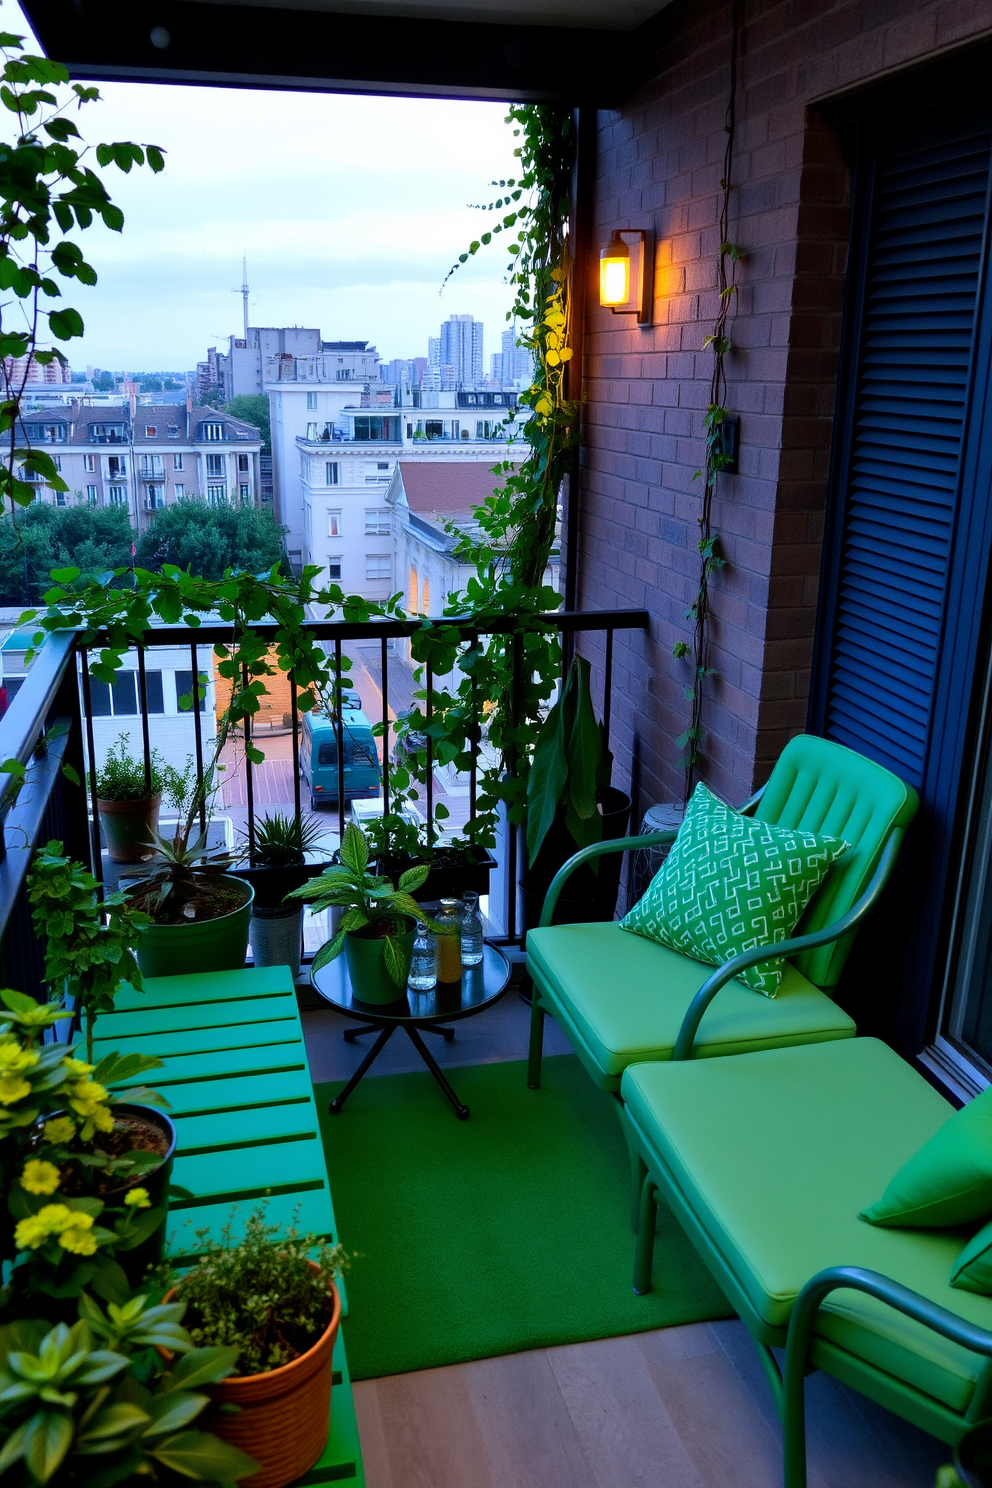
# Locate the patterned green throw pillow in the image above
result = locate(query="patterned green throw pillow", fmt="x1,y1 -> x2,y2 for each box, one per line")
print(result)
620,782 -> 849,996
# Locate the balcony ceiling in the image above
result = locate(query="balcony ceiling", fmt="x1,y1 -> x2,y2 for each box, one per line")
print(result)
22,0 -> 676,104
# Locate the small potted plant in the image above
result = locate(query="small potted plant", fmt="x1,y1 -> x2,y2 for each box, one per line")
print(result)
0,988 -> 176,1314
162,1208 -> 348,1488
93,734 -> 164,863
289,822 -> 447,1002
124,745 -> 254,978
0,1291 -> 257,1485
364,809 -> 497,904
236,812 -> 331,977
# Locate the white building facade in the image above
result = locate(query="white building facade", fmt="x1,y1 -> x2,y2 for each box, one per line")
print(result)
296,391 -> 527,603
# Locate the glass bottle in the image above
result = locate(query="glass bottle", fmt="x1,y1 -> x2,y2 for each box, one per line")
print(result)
435,898 -> 463,983
407,922 -> 437,992
460,890 -> 484,967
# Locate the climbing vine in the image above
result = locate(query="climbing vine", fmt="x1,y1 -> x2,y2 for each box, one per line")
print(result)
674,0 -> 742,801
384,105 -> 579,849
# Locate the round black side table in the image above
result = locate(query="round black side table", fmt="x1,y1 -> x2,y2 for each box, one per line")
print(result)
310,943 -> 510,1119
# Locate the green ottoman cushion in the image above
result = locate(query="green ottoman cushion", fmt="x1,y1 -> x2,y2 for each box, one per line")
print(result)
621,1040 -> 992,1412
527,921 -> 855,1079
861,1085 -> 992,1228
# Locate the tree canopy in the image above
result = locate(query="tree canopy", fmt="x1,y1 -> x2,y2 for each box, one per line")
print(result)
0,501 -> 136,605
224,394 -> 270,449
134,497 -> 285,579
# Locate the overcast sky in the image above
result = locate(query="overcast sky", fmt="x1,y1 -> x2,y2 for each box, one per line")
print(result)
14,2 -> 520,374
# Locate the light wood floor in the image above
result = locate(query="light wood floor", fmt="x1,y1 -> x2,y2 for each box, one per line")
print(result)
303,989 -> 948,1488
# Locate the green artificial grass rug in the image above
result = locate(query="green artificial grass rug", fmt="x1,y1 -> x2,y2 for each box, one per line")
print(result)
315,1054 -> 731,1380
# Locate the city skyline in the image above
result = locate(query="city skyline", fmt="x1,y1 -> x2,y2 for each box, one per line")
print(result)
13,2 -> 519,371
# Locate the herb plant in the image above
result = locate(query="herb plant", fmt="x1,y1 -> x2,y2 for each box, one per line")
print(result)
92,734 -> 163,801
172,1208 -> 348,1376
28,841 -> 149,1061
289,822 -> 446,983
0,1293 -> 255,1486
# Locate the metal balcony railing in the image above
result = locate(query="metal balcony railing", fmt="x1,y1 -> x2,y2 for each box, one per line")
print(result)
0,608 -> 649,996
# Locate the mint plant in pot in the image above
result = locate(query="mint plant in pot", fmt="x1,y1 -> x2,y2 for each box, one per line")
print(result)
161,1209 -> 349,1488
290,823 -> 447,1003
93,734 -> 164,864
523,655 -> 631,931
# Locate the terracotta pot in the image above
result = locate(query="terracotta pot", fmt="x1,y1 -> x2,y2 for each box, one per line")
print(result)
164,1266 -> 340,1488
97,793 -> 162,863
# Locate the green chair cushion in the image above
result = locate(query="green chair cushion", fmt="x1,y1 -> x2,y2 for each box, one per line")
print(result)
620,781 -> 849,996
527,921 -> 855,1078
952,1220 -> 992,1295
621,1039 -> 992,1412
861,1086 -> 992,1228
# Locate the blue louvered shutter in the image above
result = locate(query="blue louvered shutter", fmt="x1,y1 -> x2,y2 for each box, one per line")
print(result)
817,115 -> 992,788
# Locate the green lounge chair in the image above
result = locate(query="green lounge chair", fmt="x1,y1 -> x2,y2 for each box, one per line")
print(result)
526,734 -> 919,1095
621,1037 -> 992,1488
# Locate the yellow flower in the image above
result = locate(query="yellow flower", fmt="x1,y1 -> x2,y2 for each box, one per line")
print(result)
43,1116 -> 76,1144
14,1203 -> 74,1250
124,1187 -> 151,1209
0,1044 -> 38,1073
63,1057 -> 94,1076
80,1103 -> 114,1141
0,1073 -> 31,1106
21,1159 -> 61,1195
59,1215 -> 97,1256
69,1079 -> 108,1110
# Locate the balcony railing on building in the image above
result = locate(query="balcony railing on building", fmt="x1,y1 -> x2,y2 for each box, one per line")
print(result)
0,607 -> 648,998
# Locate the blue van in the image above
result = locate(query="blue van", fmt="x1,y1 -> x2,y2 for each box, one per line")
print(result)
300,708 -> 381,810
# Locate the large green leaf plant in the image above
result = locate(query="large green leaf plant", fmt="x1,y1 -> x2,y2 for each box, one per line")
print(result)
526,656 -> 612,867
288,823 -> 449,985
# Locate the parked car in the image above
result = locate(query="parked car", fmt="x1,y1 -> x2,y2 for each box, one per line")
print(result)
300,710 -> 381,811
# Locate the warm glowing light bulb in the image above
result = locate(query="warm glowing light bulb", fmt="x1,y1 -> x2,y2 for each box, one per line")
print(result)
600,233 -> 630,307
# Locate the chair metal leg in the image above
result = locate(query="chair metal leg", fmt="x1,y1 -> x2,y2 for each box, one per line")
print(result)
527,991 -> 545,1089
782,1366 -> 808,1488
618,1109 -> 648,1232
750,1337 -> 784,1420
633,1173 -> 658,1295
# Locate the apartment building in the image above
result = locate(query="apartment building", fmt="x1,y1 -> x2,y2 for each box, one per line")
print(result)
18,401 -> 263,533
298,389 -> 526,601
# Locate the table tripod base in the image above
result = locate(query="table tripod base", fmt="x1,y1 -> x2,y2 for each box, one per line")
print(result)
405,1025 -> 470,1119
328,1025 -> 395,1112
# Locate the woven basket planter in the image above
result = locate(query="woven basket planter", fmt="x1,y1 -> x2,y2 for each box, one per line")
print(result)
165,1266 -> 340,1488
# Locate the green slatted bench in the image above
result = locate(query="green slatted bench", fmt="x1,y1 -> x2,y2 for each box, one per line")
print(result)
92,966 -> 365,1488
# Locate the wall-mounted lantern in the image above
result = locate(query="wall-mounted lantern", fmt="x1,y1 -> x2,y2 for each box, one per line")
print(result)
599,229 -> 654,325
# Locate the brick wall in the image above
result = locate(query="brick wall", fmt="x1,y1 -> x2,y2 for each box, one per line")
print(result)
577,0 -> 992,820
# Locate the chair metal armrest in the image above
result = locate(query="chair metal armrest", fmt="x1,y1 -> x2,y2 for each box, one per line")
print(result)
782,1265 -> 992,1487
538,831 -> 678,929
671,829 -> 903,1060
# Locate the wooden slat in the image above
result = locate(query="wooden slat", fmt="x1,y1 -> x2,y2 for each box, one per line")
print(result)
110,1041 -> 308,1088
303,1332 -> 365,1487
173,1140 -> 329,1207
93,991 -> 299,1038
112,965 -> 296,1012
95,1019 -> 303,1061
166,1188 -> 338,1260
153,1068 -> 314,1117
173,1104 -> 318,1154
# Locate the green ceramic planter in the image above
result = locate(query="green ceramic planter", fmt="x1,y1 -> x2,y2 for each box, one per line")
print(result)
135,874 -> 254,978
344,926 -> 414,1004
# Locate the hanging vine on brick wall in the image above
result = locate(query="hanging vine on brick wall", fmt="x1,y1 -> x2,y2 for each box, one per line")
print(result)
674,0 -> 742,803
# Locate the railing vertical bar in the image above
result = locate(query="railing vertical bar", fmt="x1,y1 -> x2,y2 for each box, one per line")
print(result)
507,633 -> 521,944
242,663 -> 256,865
136,644 -> 152,798
190,641 -> 206,837
603,627 -> 614,750
380,636 -> 389,819
334,640 -> 346,842
290,669 -> 301,821
79,649 -> 103,888
469,634 -> 477,823
425,662 -> 434,847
